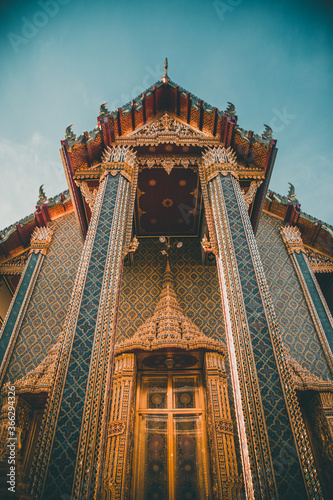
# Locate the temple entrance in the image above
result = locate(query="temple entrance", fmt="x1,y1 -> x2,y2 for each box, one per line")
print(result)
132,371 -> 212,500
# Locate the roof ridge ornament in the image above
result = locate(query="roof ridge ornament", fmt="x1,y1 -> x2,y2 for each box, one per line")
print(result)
162,57 -> 169,84
36,184 -> 47,206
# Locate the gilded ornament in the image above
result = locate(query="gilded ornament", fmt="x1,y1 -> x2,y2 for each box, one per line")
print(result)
29,226 -> 53,256
241,180 -> 263,210
117,112 -> 219,148
280,225 -> 306,255
202,145 -> 239,183
75,180 -> 98,210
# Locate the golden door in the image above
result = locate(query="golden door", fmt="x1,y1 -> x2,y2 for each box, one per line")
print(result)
133,371 -> 212,500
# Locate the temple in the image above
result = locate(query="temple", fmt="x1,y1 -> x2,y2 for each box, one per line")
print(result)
0,61 -> 333,499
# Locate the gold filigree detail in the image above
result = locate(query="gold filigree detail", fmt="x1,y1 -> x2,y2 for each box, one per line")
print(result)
107,421 -> 125,437
29,226 -> 53,256
306,249 -> 333,274
98,145 -> 137,183
202,146 -> 239,182
0,251 -> 29,275
137,155 -> 197,175
242,180 -> 263,210
201,235 -> 215,254
75,180 -> 98,211
101,353 -> 136,500
4,340 -> 61,395
204,352 -> 243,498
287,354 -> 333,393
280,226 -> 306,255
162,198 -> 173,208
116,260 -> 225,356
117,112 -> 219,147
216,419 -> 234,435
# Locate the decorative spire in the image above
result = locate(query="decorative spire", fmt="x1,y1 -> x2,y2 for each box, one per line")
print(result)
162,57 -> 169,84
99,102 -> 110,117
115,260 -> 224,355
65,124 -> 76,141
287,182 -> 299,205
262,124 -> 273,141
36,184 -> 47,206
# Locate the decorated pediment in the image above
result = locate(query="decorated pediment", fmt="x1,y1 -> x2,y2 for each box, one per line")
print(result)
115,260 -> 225,356
306,249 -> 333,274
117,112 -> 219,147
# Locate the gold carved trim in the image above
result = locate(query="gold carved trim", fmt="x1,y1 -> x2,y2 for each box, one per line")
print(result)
306,248 -> 333,274
3,339 -> 61,395
74,146 -> 137,182
204,352 -> 243,499
0,252 -> 29,275
116,112 -> 219,148
202,146 -> 265,183
287,353 -> 333,393
242,180 -> 263,210
75,180 -> 98,211
137,154 -> 198,175
101,353 -> 137,500
107,421 -> 125,438
202,146 -> 239,182
197,159 -> 218,255
29,226 -> 53,256
216,418 -> 234,435
201,234 -> 215,254
280,225 -> 306,255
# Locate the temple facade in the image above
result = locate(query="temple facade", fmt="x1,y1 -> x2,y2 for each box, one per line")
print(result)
0,65 -> 333,499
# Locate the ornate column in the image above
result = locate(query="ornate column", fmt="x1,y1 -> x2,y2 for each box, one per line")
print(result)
280,226 -> 333,369
204,351 -> 243,499
29,146 -> 137,500
100,353 -> 136,500
202,147 -> 323,499
0,227 -> 53,384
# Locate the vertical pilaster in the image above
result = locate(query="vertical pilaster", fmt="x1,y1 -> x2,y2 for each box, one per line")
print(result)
0,227 -> 53,385
206,165 -> 322,498
29,149 -> 136,499
280,226 -> 333,372
204,351 -> 243,499
100,353 -> 136,500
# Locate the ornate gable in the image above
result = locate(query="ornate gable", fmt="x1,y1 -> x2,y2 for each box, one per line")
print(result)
116,112 -> 220,147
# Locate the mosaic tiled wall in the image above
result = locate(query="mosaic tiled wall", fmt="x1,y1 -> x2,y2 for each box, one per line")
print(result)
257,212 -> 332,381
0,252 -> 39,363
221,175 -> 305,498
295,252 -> 333,351
116,237 -> 226,343
5,212 -> 82,383
43,175 -> 121,498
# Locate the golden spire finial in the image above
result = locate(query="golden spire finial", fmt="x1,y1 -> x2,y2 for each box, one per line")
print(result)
162,57 -> 169,83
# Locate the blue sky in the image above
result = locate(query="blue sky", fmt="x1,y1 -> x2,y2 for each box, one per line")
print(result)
0,0 -> 332,229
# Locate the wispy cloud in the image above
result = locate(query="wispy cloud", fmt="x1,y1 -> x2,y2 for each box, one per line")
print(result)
0,133 -> 66,229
